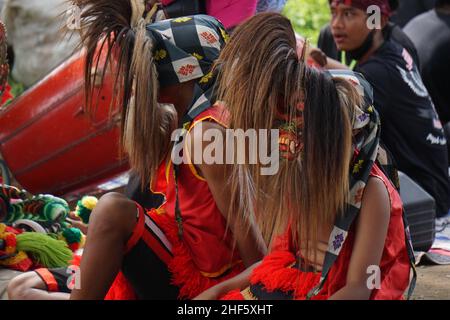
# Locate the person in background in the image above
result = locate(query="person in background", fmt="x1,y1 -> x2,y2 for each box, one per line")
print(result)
318,0 -> 421,68
404,0 -> 450,226
404,0 -> 450,126
195,13 -> 412,300
159,0 -> 257,29
391,0 -> 436,27
316,0 -> 450,219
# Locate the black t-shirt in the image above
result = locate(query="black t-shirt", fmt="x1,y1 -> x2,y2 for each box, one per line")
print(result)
355,40 -> 450,217
318,22 -> 420,69
404,9 -> 450,124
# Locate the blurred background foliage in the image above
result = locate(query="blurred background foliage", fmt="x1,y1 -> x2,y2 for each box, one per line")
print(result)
283,0 -> 331,45
6,0 -> 333,100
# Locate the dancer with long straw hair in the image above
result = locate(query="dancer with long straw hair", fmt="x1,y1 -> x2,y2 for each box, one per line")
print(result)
195,13 -> 414,300
66,0 -> 266,300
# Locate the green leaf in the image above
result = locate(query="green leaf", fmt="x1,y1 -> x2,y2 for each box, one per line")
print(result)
283,0 -> 331,45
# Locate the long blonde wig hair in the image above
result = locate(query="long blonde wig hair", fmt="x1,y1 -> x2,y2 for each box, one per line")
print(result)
215,13 -> 361,261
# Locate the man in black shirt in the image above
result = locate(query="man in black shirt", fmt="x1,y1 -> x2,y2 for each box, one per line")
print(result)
318,21 -> 420,67
326,0 -> 450,218
318,0 -> 421,68
404,0 -> 450,125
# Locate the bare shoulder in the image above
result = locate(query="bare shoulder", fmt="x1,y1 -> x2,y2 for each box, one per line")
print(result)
185,120 -> 226,161
187,120 -> 226,145
359,176 -> 391,226
89,192 -> 137,236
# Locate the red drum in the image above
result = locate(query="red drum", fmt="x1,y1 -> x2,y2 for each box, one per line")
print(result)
0,50 -> 129,196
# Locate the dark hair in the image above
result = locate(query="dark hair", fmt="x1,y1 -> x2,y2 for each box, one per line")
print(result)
389,0 -> 399,11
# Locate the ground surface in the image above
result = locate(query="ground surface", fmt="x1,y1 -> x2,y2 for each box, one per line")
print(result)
412,265 -> 450,300
1,265 -> 449,300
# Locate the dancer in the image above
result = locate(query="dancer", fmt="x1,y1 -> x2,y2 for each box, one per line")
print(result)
196,13 -> 414,300
70,0 -> 265,300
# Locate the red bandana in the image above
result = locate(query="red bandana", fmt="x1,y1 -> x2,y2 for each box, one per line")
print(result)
330,0 -> 392,16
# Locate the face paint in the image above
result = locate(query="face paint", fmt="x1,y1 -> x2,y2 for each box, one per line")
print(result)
274,102 -> 304,160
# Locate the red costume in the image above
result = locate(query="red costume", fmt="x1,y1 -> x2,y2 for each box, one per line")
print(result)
149,105 -> 243,298
222,164 -> 411,300
107,104 -> 243,300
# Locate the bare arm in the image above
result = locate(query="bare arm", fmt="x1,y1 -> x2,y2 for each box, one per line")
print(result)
295,33 -> 348,70
329,177 -> 391,300
323,56 -> 350,70
305,45 -> 349,70
70,193 -> 137,300
194,261 -> 261,300
309,49 -> 350,70
186,121 -> 267,267
8,272 -> 70,300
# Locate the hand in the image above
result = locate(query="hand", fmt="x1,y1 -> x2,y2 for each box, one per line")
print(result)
295,33 -> 306,58
193,285 -> 223,300
295,33 -> 327,68
306,47 -> 328,68
66,211 -> 88,234
298,239 -> 329,272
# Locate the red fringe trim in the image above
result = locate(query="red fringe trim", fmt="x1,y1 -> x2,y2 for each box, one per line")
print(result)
68,210 -> 243,300
249,251 -> 328,300
70,255 -> 82,267
105,271 -> 137,300
68,253 -> 136,300
221,289 -> 245,300
150,212 -> 244,299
